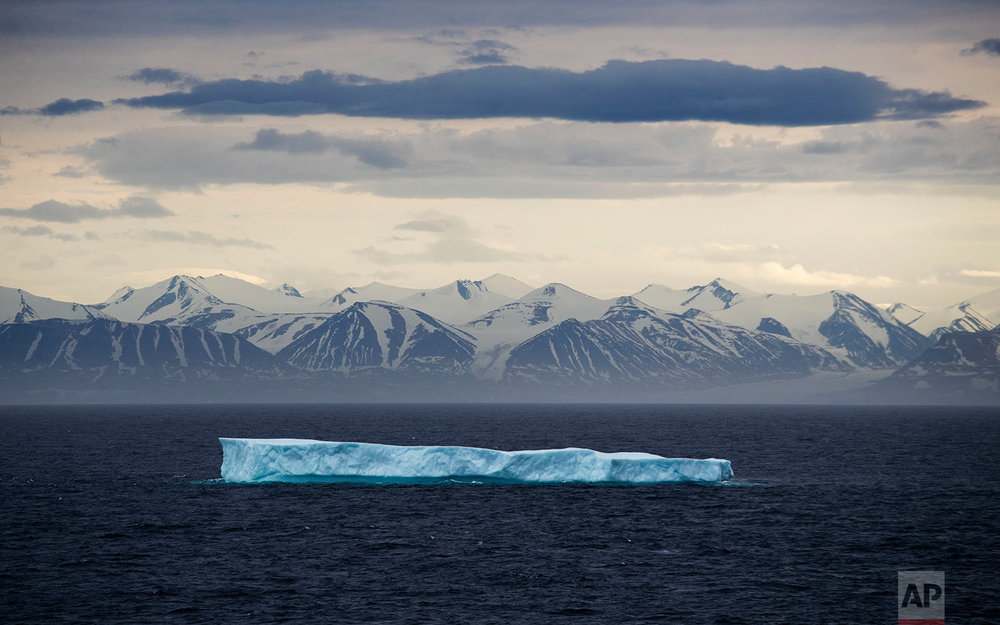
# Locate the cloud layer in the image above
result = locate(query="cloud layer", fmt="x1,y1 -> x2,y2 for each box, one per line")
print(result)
0,196 -> 173,222
80,117 -> 1000,196
117,60 -> 984,126
235,128 -> 410,169
127,230 -> 272,249
4,1 -> 997,37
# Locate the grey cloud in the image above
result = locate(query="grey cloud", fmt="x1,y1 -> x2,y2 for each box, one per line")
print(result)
128,230 -> 273,249
80,118 -> 1000,197
3,224 -> 79,241
4,1 -> 999,37
117,196 -> 174,218
235,128 -> 409,169
801,134 -> 877,155
802,141 -> 847,155
354,212 -> 539,264
124,67 -> 198,85
961,38 -> 1000,56
39,98 -> 104,116
116,60 -> 984,126
54,165 -> 87,178
0,196 -> 173,222
2,98 -> 104,117
394,214 -> 471,234
457,39 -> 518,65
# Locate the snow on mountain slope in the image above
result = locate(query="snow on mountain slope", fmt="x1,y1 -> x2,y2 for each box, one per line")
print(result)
277,301 -> 476,374
870,329 -> 1000,404
908,302 -> 993,340
96,274 -> 329,323
630,284 -> 693,312
0,318 -> 287,379
398,280 -> 512,324
95,275 -> 263,328
712,290 -> 928,369
884,302 -> 925,326
503,297 -> 847,387
195,274 -> 324,312
319,282 -> 422,310
464,283 -> 613,378
632,278 -> 756,313
967,287 -> 1000,322
905,288 -> 1000,339
0,286 -> 108,324
272,283 -> 303,297
480,274 -> 534,299
233,314 -> 334,354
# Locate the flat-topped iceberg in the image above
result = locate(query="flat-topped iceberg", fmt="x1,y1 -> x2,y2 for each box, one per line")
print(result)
219,438 -> 733,485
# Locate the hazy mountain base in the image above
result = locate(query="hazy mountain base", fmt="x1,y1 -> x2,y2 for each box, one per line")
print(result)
859,329 -> 1000,405
0,367 -> 965,405
0,309 -> 994,406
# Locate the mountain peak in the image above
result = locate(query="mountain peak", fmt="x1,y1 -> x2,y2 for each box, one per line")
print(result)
524,283 -> 591,300
453,279 -> 487,300
706,277 -> 750,294
273,283 -> 303,298
103,285 -> 134,304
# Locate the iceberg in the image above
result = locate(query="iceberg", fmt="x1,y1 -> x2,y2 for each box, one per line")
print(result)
219,438 -> 733,485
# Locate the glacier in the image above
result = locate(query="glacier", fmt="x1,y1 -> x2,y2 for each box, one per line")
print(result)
219,438 -> 734,485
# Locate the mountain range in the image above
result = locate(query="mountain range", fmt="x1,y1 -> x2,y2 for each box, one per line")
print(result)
1,274 -> 997,404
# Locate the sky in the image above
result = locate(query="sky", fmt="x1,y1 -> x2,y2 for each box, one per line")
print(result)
1,0 -> 998,307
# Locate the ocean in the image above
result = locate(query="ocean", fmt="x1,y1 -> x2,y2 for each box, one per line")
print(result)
2,404 -> 998,624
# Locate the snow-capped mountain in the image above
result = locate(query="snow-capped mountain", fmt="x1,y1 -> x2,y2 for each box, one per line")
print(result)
710,290 -> 928,369
272,283 -> 303,298
968,287 -> 1000,324
464,283 -> 613,378
277,301 -> 476,374
102,273 -> 327,316
884,302 -> 925,326
480,273 -> 535,299
0,286 -> 108,324
870,328 -> 1000,404
503,297 -> 847,388
632,278 -> 755,313
896,288 -> 1000,340
319,281 -> 423,310
234,314 -> 336,354
398,279 -> 512,324
94,275 -> 264,327
3,274 -> 996,403
633,280 -> 925,369
908,302 -> 993,340
0,318 -> 288,387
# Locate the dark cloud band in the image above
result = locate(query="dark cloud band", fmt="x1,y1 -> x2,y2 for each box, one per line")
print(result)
116,60 -> 983,126
2,98 -> 105,117
961,38 -> 1000,56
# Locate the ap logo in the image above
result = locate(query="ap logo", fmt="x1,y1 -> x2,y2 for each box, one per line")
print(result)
898,571 -> 944,625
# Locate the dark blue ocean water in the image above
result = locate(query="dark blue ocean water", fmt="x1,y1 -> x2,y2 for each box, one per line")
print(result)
1,404 -> 998,624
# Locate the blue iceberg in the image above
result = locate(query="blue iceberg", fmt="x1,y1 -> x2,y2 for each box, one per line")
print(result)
219,438 -> 733,485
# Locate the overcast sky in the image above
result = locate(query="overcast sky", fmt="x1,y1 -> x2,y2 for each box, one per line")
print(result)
1,0 -> 998,306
